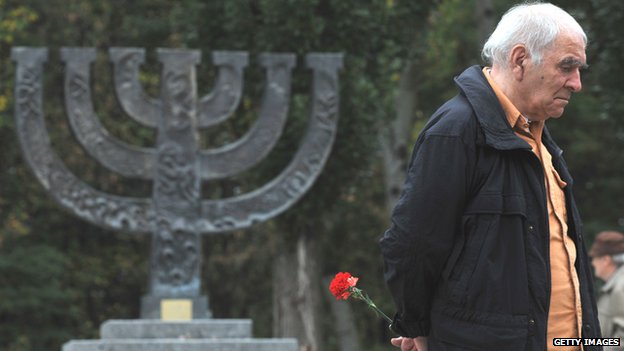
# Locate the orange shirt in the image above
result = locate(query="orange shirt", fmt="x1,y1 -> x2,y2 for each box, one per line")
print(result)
483,68 -> 582,350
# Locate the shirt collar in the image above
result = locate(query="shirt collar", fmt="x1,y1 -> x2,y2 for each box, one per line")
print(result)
482,67 -> 544,137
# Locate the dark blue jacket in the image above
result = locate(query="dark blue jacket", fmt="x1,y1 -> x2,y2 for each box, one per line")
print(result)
379,65 -> 602,351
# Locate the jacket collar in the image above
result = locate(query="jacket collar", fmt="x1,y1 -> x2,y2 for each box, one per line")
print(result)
454,65 -> 545,152
453,65 -> 569,182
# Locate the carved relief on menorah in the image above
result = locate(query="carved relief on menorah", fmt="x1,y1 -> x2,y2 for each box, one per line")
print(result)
12,46 -> 343,319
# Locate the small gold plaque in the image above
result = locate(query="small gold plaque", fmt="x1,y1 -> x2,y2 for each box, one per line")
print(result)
161,299 -> 192,321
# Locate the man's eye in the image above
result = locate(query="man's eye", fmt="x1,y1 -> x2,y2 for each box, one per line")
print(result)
560,66 -> 575,73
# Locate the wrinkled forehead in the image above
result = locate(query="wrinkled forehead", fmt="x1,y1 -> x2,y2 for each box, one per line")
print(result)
546,33 -> 587,64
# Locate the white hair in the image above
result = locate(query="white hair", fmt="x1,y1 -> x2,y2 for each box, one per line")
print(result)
481,2 -> 587,67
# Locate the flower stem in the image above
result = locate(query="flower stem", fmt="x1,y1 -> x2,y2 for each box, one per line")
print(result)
369,303 -> 393,323
350,288 -> 393,324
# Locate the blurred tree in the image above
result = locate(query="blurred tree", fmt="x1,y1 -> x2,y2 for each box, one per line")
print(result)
0,2 -> 74,350
0,245 -> 75,349
0,0 -> 38,241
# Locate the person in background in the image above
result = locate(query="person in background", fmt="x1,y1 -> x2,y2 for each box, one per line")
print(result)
590,230 -> 624,349
379,2 -> 602,350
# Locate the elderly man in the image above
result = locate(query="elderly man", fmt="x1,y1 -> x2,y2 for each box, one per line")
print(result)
590,231 -> 624,350
379,2 -> 601,351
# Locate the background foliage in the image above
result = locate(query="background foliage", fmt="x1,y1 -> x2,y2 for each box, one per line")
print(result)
1,0 -> 623,350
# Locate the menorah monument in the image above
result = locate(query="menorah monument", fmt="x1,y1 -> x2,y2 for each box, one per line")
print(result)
12,46 -> 342,349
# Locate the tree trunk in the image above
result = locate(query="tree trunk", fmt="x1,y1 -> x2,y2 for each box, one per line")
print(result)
273,230 -> 322,351
475,0 -> 496,48
380,61 -> 420,214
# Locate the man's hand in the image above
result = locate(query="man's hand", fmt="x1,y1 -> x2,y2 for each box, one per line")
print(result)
390,336 -> 428,351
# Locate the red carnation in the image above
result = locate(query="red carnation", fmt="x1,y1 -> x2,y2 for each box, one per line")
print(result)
329,272 -> 359,300
328,271 -> 392,323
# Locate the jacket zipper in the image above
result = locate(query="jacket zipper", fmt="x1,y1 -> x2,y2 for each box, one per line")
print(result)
525,148 -> 551,345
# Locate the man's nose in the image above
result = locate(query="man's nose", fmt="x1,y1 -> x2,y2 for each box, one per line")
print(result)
567,70 -> 583,92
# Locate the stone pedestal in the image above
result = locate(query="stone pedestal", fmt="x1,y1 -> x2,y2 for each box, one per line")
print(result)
62,319 -> 298,351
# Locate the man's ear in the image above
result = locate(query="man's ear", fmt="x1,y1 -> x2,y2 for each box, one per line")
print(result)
509,45 -> 529,81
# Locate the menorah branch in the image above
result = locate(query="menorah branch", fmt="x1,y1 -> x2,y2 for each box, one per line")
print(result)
12,46 -> 343,319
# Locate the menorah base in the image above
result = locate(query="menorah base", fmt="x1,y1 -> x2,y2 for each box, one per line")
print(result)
62,319 -> 298,351
140,295 -> 211,320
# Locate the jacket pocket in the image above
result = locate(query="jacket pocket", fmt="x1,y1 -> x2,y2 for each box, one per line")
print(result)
464,192 -> 527,217
446,192 -> 528,306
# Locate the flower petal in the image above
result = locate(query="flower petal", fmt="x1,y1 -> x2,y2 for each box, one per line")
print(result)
347,276 -> 359,287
